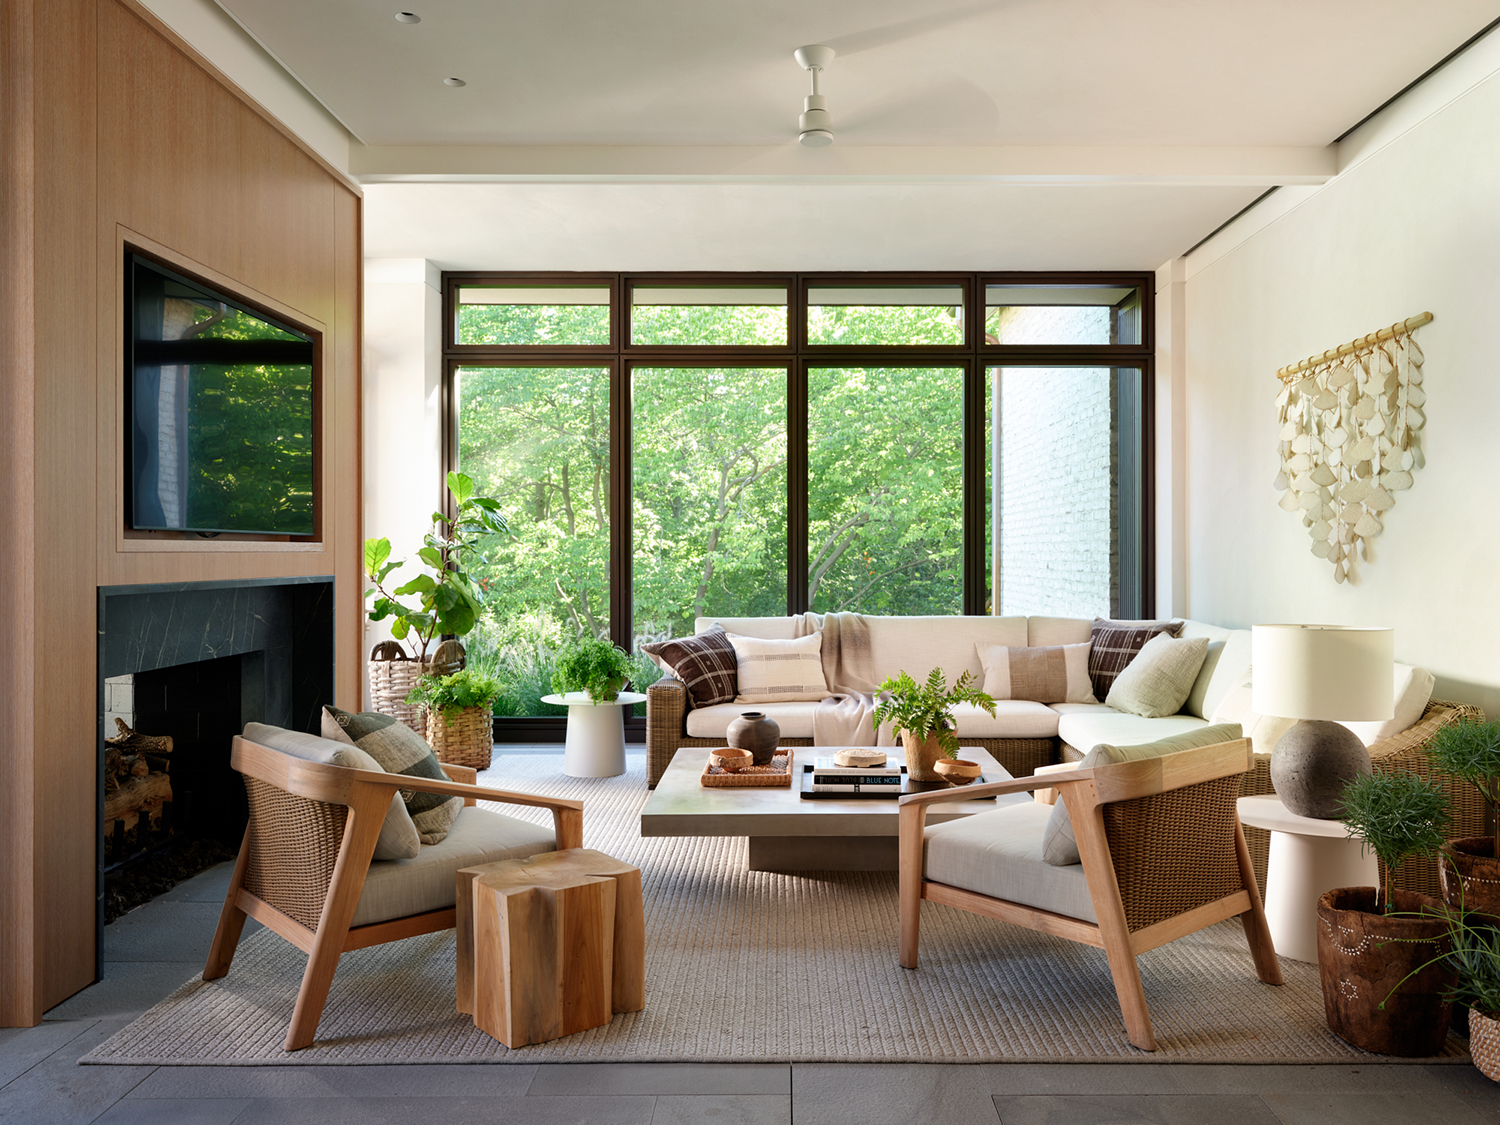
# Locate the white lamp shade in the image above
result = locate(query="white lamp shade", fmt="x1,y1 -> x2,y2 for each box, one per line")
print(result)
1251,624 -> 1394,721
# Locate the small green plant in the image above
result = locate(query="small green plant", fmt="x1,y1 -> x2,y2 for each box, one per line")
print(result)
1427,718 -> 1500,857
551,636 -> 635,703
1339,771 -> 1451,914
364,471 -> 508,660
872,668 -> 996,760
405,668 -> 504,727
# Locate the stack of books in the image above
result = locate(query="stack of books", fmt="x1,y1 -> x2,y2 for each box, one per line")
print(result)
810,756 -> 903,796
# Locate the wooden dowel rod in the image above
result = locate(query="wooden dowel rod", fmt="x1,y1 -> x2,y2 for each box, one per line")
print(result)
1276,312 -> 1432,383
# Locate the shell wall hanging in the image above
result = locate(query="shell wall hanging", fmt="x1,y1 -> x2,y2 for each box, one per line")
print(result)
1274,313 -> 1431,584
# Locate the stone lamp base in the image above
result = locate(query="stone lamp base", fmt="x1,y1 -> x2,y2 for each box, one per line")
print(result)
1269,719 -> 1373,819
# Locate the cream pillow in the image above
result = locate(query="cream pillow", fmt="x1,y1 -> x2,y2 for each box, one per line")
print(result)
1040,723 -> 1245,866
1339,663 -> 1436,746
977,642 -> 1095,704
1209,668 -> 1298,756
727,631 -> 830,703
1104,633 -> 1209,719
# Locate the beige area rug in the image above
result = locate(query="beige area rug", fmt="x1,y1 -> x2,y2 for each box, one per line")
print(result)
84,751 -> 1467,1066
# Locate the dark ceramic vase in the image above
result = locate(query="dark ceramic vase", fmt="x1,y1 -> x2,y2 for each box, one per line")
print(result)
1270,719 -> 1372,818
726,712 -> 780,766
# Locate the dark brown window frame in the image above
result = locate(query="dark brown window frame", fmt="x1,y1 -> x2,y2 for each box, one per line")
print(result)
443,270 -> 1155,733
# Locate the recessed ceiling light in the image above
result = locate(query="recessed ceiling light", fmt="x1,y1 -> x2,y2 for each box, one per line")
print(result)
394,11 -> 420,22
443,77 -> 466,87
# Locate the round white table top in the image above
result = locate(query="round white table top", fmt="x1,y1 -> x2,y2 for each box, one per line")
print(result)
1237,794 -> 1363,838
541,691 -> 648,708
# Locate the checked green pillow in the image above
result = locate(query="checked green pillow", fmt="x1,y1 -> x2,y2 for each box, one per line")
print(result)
323,706 -> 462,845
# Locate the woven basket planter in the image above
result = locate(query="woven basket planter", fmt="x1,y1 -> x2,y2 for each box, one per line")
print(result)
425,704 -> 494,770
1470,1010 -> 1500,1080
367,640 -> 466,735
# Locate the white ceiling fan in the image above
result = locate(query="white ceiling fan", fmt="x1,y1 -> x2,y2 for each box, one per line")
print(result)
793,44 -> 835,147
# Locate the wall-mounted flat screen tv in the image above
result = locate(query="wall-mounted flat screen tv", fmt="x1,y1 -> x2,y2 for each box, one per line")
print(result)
127,254 -> 316,536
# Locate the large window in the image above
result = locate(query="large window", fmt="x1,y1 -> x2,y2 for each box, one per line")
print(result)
445,273 -> 1152,719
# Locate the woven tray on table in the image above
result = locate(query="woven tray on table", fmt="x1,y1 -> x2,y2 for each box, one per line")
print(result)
425,705 -> 493,770
700,748 -> 794,788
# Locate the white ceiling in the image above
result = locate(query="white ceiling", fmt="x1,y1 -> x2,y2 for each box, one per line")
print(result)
214,0 -> 1496,269
219,0 -> 1493,147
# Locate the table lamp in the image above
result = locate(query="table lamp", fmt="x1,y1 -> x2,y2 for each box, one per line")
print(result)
1251,624 -> 1394,819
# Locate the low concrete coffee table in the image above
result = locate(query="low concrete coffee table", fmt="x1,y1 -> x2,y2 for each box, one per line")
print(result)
640,744 -> 1029,872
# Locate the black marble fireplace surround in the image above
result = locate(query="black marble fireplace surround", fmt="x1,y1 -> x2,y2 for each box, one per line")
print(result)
95,576 -> 334,957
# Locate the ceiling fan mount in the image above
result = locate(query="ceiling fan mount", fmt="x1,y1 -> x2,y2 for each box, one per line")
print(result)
793,44 -> 835,147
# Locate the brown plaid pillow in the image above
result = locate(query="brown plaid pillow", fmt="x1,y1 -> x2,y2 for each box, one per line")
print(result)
641,624 -> 738,708
1088,618 -> 1184,703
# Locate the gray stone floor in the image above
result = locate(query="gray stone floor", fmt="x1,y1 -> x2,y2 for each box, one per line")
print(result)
7,749 -> 1500,1124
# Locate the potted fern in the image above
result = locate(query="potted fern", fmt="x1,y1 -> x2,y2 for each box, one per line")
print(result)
872,668 -> 996,782
551,636 -> 635,703
1318,771 -> 1455,1055
1426,718 -> 1500,918
406,668 -> 503,769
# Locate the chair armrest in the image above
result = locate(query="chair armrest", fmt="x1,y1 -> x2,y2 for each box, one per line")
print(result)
344,767 -> 584,815
898,769 -> 1096,809
440,763 -> 478,806
647,677 -> 689,788
1031,760 -> 1083,806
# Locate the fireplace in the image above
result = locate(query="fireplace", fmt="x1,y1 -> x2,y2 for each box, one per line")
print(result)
96,577 -> 334,951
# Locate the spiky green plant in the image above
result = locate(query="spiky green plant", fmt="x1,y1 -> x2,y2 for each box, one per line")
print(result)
1339,771 -> 1451,914
1426,718 -> 1500,858
872,668 -> 996,760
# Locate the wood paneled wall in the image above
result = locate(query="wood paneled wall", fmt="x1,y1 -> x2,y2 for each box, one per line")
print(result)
0,0 -> 362,1024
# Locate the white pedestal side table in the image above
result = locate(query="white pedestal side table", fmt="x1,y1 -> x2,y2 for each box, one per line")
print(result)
1237,793 -> 1377,964
541,692 -> 647,779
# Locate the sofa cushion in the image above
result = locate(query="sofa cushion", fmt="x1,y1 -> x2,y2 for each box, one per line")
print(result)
642,624 -> 739,708
979,642 -> 1095,704
1088,618 -> 1184,701
949,700 -> 1061,739
864,615 -> 1028,687
1105,634 -> 1210,718
1041,723 -> 1245,866
1208,668 -> 1298,755
350,806 -> 556,928
243,721 -> 421,862
323,708 -> 463,845
685,701 -> 820,739
1027,616 -> 1094,647
1179,621 -> 1252,721
1340,663 -> 1436,746
925,801 -> 1096,921
727,631 -> 830,703
1055,706 -> 1211,755
696,616 -> 800,640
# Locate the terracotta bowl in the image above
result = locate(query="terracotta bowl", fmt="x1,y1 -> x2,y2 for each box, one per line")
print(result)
933,759 -> 982,786
710,748 -> 754,773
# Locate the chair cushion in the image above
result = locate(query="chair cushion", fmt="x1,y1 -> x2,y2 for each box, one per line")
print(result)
242,722 -> 420,862
864,615 -> 1028,687
696,616 -> 801,640
978,642 -> 1095,704
1041,723 -> 1244,866
686,700 -> 819,738
924,801 -> 1096,922
1340,663 -> 1436,746
1104,634 -> 1210,718
727,631 -> 830,703
642,624 -> 739,708
1178,621 -> 1252,720
1055,706 -> 1211,753
350,806 -> 556,928
948,700 -> 1061,739
1026,616 -> 1093,647
323,708 -> 463,845
1087,618 -> 1184,701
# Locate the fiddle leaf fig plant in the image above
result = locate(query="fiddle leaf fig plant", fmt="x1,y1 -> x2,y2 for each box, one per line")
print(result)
364,471 -> 508,661
872,667 -> 997,760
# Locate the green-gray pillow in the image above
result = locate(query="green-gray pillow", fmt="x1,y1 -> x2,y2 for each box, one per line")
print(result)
1039,722 -> 1245,866
323,706 -> 463,845
1104,633 -> 1210,719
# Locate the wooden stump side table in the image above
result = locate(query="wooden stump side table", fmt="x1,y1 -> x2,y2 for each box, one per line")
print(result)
456,848 -> 645,1048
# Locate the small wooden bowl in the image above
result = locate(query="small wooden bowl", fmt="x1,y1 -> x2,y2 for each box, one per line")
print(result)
933,759 -> 982,786
710,748 -> 754,773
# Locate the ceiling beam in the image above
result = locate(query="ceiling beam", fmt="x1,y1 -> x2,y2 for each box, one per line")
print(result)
350,145 -> 1336,186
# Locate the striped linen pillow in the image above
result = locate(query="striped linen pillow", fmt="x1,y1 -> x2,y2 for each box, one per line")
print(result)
727,631 -> 831,704
977,642 -> 1096,704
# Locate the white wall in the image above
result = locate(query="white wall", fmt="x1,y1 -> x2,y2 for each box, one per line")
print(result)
1179,34 -> 1500,717
362,260 -> 444,683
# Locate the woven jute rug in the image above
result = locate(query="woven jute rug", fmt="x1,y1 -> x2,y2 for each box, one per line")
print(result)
84,751 -> 1467,1066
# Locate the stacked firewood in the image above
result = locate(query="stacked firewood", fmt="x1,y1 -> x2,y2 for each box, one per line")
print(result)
103,720 -> 173,850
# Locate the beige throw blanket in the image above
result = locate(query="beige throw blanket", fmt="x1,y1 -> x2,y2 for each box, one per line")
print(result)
792,612 -> 894,747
